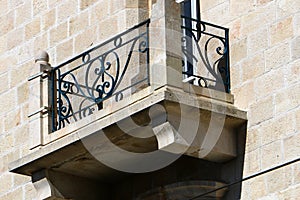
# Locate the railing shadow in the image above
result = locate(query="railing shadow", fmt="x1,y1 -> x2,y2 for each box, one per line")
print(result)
181,16 -> 231,93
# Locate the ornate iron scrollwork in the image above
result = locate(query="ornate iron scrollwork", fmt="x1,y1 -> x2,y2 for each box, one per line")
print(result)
181,16 -> 231,93
51,19 -> 150,131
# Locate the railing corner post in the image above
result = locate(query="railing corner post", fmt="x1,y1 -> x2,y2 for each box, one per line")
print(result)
34,51 -> 56,145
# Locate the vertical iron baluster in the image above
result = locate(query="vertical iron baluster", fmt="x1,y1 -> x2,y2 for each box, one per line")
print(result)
146,20 -> 150,86
225,29 -> 230,93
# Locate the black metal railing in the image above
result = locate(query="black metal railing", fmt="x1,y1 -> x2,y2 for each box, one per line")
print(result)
50,19 -> 150,131
181,16 -> 230,93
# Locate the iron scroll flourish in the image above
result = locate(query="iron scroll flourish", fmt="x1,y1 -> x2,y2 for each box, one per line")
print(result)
181,16 -> 230,93
52,19 -> 150,131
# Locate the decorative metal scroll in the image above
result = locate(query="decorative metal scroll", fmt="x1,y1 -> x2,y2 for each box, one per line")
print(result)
181,16 -> 230,93
51,19 -> 150,131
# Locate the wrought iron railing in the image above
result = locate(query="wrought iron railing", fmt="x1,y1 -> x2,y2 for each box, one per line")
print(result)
181,16 -> 230,93
50,19 -> 150,131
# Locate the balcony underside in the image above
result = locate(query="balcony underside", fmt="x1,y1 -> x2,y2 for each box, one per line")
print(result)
10,86 -> 246,177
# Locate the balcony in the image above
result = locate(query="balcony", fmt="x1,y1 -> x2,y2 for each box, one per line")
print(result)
51,19 -> 150,132
10,1 -> 247,199
181,16 -> 230,93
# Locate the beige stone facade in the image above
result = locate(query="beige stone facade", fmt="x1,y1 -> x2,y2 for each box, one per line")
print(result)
200,0 -> 300,198
0,0 -> 299,199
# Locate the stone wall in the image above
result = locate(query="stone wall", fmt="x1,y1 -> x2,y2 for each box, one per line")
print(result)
0,0 -> 149,199
201,0 -> 300,198
0,0 -> 299,199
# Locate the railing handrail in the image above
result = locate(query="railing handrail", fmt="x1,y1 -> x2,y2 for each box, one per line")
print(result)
181,15 -> 229,31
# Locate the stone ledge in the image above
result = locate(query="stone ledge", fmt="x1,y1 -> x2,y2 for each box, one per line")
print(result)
183,82 -> 234,104
9,85 -> 247,177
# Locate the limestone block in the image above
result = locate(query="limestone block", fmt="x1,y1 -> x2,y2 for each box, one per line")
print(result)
25,17 -> 41,40
231,0 -> 255,18
270,17 -> 293,45
291,36 -> 300,60
90,0 -> 111,25
33,0 -> 47,16
97,16 -> 119,43
151,0 -> 165,20
248,176 -> 267,199
278,184 -> 300,200
15,1 -> 32,26
0,173 -> 13,195
230,64 -> 242,90
1,187 -> 23,200
275,84 -> 300,115
33,177 -> 56,200
154,122 -> 191,154
0,55 -> 16,75
124,8 -> 149,28
24,183 -> 38,200
0,0 -> 8,13
241,53 -> 265,82
254,68 -> 284,99
17,82 -> 29,105
243,148 -> 261,177
42,9 -> 56,31
0,133 -> 14,155
261,140 -> 282,169
260,114 -> 296,146
0,12 -> 14,36
110,0 -> 125,14
0,154 -> 5,174
56,39 -> 74,64
286,59 -> 300,85
230,38 -> 247,64
49,22 -> 68,46
284,133 -> 300,161
80,0 -> 98,10
229,19 -> 242,42
0,90 -> 16,114
74,26 -> 97,53
0,35 -> 7,55
166,56 -> 183,88
240,3 -> 276,36
294,13 -> 300,35
249,96 -> 274,126
0,73 -> 9,94
294,162 -> 300,184
69,12 -> 89,36
245,127 -> 260,153
4,109 -> 21,131
276,0 -> 300,19
248,28 -> 268,55
14,125 -> 30,148
202,2 -> 230,25
201,0 -> 226,12
125,0 -> 148,9
256,0 -> 273,6
7,27 -> 24,50
13,173 -> 30,187
57,0 -> 78,23
233,81 -> 254,110
296,109 -> 300,132
266,165 -> 293,194
34,32 -> 49,54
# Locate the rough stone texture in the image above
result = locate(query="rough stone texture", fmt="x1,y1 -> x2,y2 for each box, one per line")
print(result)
200,0 -> 300,198
0,0 -> 299,199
